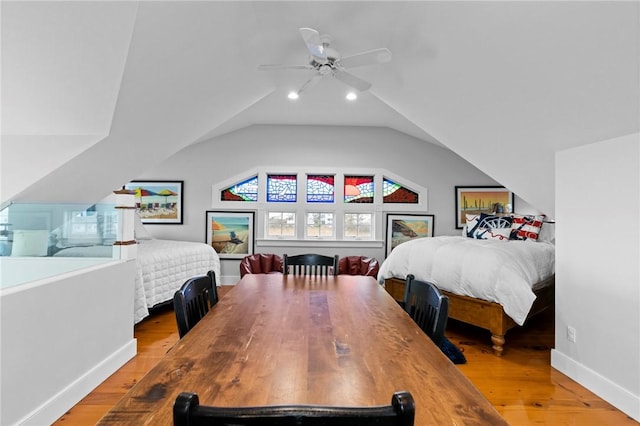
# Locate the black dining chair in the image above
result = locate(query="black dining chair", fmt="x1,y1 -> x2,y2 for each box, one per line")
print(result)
283,253 -> 339,276
173,391 -> 415,426
403,274 -> 449,347
173,270 -> 218,338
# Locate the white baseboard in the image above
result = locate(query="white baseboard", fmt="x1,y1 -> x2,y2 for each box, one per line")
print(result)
18,338 -> 137,426
551,349 -> 639,422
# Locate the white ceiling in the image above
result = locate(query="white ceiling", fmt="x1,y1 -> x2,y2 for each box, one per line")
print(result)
2,1 -> 639,216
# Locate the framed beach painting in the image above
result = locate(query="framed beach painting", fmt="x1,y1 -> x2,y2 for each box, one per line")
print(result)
125,180 -> 184,224
455,186 -> 514,229
205,211 -> 254,259
385,214 -> 434,257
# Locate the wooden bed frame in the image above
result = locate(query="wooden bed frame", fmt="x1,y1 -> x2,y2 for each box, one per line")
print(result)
384,275 -> 555,356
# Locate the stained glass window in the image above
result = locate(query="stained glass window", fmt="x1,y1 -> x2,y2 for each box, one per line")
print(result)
307,175 -> 334,203
306,212 -> 334,238
344,175 -> 374,203
267,174 -> 297,202
383,177 -> 419,203
344,213 -> 373,239
221,176 -> 258,201
267,211 -> 296,237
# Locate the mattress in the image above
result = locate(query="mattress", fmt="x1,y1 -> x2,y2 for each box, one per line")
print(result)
134,239 -> 221,323
377,236 -> 555,325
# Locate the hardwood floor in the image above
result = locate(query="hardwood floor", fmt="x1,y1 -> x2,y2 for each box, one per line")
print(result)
54,286 -> 637,425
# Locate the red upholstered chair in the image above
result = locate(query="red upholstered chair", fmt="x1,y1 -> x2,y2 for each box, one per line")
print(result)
240,253 -> 284,278
338,256 -> 380,277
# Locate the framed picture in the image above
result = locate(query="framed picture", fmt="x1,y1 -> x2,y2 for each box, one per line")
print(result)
125,180 -> 184,224
455,186 -> 514,229
385,214 -> 434,257
205,211 -> 254,259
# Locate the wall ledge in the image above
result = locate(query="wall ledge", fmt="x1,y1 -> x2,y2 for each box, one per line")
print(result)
256,239 -> 384,249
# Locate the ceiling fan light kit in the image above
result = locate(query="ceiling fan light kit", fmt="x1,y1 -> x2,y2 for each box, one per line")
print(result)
260,27 -> 392,98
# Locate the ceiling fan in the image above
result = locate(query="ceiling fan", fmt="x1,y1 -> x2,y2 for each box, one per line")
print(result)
258,27 -> 392,96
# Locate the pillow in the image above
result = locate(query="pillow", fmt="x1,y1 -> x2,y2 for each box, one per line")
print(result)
465,213 -> 512,240
464,214 -> 482,237
134,213 -> 153,240
471,227 -> 511,241
537,221 -> 555,243
53,225 -> 103,248
11,230 -> 50,256
509,214 -> 545,241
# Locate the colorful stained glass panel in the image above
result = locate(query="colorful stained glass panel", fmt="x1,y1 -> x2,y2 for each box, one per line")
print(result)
267,174 -> 297,202
383,177 -> 419,203
307,175 -> 334,203
221,176 -> 258,201
344,175 -> 374,203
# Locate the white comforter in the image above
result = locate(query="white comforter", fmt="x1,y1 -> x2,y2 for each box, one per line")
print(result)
134,239 -> 221,324
377,236 -> 555,325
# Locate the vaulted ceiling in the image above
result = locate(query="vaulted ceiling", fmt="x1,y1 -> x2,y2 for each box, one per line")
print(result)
2,1 -> 639,218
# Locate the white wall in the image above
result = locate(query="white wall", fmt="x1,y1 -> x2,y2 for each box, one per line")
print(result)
552,133 -> 640,421
137,124 -> 531,283
0,260 -> 137,425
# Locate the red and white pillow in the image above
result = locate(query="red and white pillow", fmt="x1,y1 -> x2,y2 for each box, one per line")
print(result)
509,214 -> 545,241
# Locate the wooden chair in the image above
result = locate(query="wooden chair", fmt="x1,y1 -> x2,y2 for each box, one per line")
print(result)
240,253 -> 284,278
173,391 -> 415,426
403,274 -> 449,347
173,271 -> 218,338
338,256 -> 380,277
283,253 -> 339,276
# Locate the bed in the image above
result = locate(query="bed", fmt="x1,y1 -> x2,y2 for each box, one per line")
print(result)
378,214 -> 555,355
131,238 -> 220,323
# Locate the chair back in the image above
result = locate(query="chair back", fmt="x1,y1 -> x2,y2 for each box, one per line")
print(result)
338,256 -> 380,277
173,391 -> 415,426
240,253 -> 284,277
403,274 -> 449,347
173,271 -> 218,338
283,253 -> 339,276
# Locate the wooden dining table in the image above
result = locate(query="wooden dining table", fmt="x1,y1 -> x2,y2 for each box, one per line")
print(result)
98,274 -> 508,425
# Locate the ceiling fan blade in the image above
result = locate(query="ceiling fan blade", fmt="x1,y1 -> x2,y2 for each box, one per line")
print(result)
297,73 -> 324,95
339,48 -> 392,69
258,64 -> 313,71
333,70 -> 372,92
299,27 -> 326,60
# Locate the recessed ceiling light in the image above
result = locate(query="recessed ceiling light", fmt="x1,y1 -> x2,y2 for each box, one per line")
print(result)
346,92 -> 357,101
287,91 -> 299,100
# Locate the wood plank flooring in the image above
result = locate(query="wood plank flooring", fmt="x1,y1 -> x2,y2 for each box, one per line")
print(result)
54,286 -> 637,425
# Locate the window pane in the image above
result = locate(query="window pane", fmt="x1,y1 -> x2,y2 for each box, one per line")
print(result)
344,213 -> 372,239
307,175 -> 334,203
267,174 -> 297,202
306,212 -> 334,238
344,175 -> 374,203
268,212 -> 296,237
221,176 -> 258,201
383,177 -> 419,203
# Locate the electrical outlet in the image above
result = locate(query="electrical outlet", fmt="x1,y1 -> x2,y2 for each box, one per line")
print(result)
567,326 -> 576,343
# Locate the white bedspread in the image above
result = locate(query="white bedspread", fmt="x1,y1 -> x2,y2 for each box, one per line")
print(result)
134,239 -> 221,324
377,236 -> 555,325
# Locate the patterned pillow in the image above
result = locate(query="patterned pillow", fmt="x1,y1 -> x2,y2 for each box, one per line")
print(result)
465,214 -> 512,241
509,214 -> 545,241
